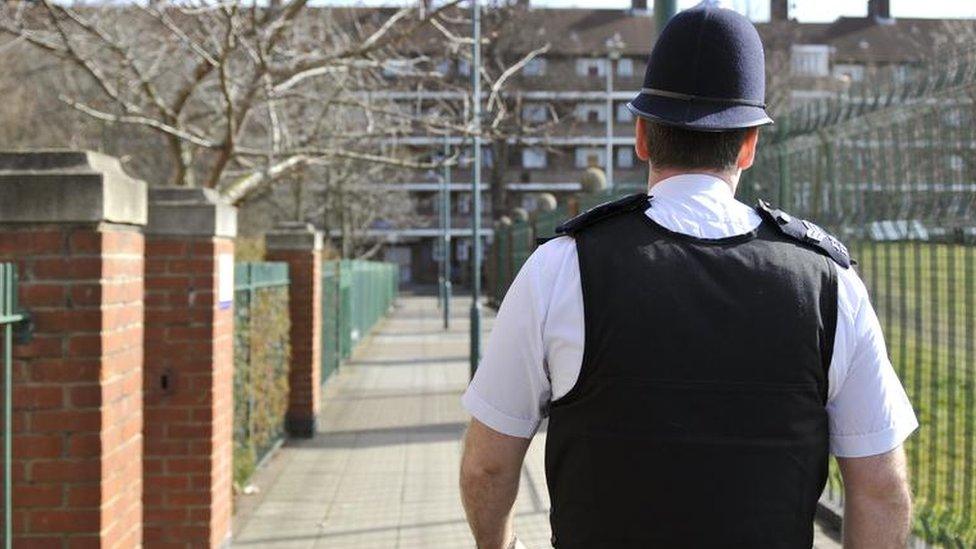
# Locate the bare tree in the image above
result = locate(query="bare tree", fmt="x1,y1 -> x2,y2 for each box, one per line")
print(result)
0,0 -> 471,204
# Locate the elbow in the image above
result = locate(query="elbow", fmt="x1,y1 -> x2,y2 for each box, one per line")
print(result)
848,471 -> 913,516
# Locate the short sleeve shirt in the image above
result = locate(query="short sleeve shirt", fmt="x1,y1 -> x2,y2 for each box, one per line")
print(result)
462,173 -> 919,458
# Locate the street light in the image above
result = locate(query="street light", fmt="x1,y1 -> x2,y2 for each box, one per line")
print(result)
469,0 -> 482,378
605,34 -> 624,191
441,136 -> 452,330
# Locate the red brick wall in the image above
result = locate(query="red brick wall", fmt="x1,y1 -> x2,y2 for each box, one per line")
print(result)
143,237 -> 233,548
266,248 -> 321,436
0,226 -> 144,547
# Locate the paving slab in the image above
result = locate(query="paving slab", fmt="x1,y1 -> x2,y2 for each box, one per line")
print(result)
233,294 -> 842,548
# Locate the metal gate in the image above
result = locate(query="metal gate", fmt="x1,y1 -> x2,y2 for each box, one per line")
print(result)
0,263 -> 25,549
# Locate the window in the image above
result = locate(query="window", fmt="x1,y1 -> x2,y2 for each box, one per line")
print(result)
616,147 -> 635,169
575,147 -> 606,169
948,154 -> 965,172
575,103 -> 607,123
435,59 -> 452,76
522,104 -> 549,123
458,59 -> 472,76
522,148 -> 548,169
616,103 -> 633,123
576,57 -> 607,78
458,193 -> 471,215
790,45 -> 830,77
892,64 -> 911,84
382,59 -> 414,78
459,147 -> 492,168
944,109 -> 965,128
617,58 -> 635,77
524,57 -> 547,77
833,64 -> 865,82
456,239 -> 470,261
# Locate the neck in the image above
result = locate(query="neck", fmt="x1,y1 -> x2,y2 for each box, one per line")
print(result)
648,168 -> 740,194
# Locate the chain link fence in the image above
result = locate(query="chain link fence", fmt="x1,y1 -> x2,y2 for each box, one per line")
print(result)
233,262 -> 291,488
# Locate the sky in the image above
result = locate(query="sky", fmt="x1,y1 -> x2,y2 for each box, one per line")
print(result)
316,0 -> 976,22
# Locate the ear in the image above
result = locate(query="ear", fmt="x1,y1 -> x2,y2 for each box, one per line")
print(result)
635,117 -> 650,162
737,127 -> 760,170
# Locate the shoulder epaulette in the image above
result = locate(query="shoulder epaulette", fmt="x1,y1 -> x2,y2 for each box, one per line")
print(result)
555,193 -> 650,236
755,200 -> 853,269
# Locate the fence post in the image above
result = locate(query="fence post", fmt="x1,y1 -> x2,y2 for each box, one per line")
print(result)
266,223 -> 323,438
143,187 -> 237,548
0,151 -> 146,547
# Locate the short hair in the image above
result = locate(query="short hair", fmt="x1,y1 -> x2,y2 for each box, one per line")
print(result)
643,122 -> 750,172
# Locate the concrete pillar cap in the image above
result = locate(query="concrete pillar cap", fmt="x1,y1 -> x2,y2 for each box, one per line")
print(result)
147,186 -> 237,238
266,221 -> 323,251
0,150 -> 147,226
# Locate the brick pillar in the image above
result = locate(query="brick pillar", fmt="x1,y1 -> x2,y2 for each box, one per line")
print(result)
266,223 -> 322,438
0,151 -> 146,547
143,187 -> 236,548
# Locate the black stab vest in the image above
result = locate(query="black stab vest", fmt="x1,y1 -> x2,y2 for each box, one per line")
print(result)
545,207 -> 836,549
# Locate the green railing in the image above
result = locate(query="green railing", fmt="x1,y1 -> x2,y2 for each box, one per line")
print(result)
233,262 -> 290,487
321,260 -> 399,384
740,50 -> 976,547
488,187 -> 643,306
0,264 -> 22,549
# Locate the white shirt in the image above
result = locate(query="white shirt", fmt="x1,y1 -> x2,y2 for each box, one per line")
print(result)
462,174 -> 918,458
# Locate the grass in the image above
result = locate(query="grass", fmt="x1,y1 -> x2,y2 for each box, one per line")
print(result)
834,242 -> 976,547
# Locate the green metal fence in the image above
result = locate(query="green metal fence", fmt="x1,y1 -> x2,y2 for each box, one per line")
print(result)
233,262 -> 290,487
488,188 -> 642,306
321,259 -> 399,384
740,51 -> 976,547
0,264 -> 22,549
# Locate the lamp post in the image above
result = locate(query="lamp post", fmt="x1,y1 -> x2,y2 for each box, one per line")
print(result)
605,34 -> 624,191
655,0 -> 678,37
442,136 -> 452,330
469,0 -> 482,378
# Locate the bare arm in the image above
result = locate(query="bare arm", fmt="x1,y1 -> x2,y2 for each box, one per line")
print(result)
838,446 -> 913,548
460,418 -> 532,549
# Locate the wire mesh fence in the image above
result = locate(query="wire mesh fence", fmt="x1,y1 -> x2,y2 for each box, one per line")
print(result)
321,259 -> 399,384
488,49 -> 976,546
487,188 -> 643,306
233,262 -> 291,487
741,50 -> 976,547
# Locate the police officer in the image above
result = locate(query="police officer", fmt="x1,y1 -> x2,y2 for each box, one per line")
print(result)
460,3 -> 917,549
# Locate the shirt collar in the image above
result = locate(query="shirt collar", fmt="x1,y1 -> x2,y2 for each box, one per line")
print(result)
648,173 -> 735,203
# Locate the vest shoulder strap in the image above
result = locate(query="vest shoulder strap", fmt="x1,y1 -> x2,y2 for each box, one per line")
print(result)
556,193 -> 650,236
755,200 -> 853,269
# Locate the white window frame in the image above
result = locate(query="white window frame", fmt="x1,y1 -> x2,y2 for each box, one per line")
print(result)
575,102 -> 607,123
382,59 -> 414,78
616,147 -> 635,169
617,58 -> 635,77
576,57 -> 607,78
522,104 -> 549,123
833,63 -> 865,82
575,147 -> 606,169
524,57 -> 547,77
790,44 -> 830,77
522,147 -> 548,170
616,103 -> 633,123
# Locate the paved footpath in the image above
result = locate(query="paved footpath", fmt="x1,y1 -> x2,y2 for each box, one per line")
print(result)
232,294 -> 842,548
